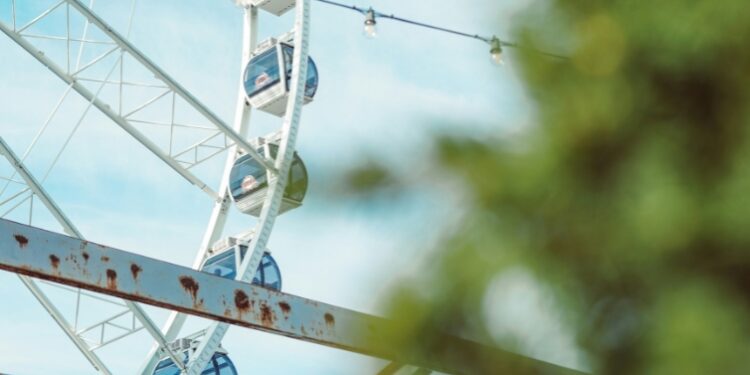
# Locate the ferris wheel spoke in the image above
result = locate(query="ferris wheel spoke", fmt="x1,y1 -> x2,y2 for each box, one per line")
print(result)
1,0 -> 280,205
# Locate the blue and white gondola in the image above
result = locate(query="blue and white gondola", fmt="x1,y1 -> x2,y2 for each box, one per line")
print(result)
243,35 -> 318,117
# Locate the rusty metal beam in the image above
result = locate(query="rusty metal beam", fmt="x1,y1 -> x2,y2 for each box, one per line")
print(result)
0,219 -> 583,375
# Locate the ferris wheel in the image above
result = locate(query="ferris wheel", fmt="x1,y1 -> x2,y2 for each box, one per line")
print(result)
0,1 -> 581,374
0,0 -> 315,373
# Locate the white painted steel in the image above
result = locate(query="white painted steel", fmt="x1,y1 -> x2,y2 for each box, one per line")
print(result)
238,0 -> 296,16
185,0 -> 312,372
0,0 -> 287,203
6,1 -> 323,374
0,19 -> 221,201
64,0 -> 277,174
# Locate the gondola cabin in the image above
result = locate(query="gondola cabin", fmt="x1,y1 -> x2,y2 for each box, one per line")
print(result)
152,338 -> 237,375
200,237 -> 282,291
229,133 -> 308,217
236,0 -> 295,16
243,36 -> 319,117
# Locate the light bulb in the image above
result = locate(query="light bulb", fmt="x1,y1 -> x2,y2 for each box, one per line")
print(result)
489,37 -> 503,65
490,48 -> 503,65
364,8 -> 377,39
364,22 -> 377,38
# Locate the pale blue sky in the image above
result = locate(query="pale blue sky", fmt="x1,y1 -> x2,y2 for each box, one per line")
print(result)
0,0 -> 583,374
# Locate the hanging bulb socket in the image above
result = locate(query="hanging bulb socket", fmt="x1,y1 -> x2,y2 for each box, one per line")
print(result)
489,36 -> 503,65
364,8 -> 377,38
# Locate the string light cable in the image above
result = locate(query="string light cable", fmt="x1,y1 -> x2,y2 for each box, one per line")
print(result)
313,0 -> 568,64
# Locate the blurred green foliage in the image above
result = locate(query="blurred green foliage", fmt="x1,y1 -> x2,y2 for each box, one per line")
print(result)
350,0 -> 750,373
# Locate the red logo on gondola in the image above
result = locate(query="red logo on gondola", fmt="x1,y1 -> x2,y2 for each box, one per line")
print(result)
241,175 -> 257,192
255,72 -> 270,87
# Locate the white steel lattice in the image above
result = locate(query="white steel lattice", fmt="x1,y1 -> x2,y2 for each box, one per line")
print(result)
3,1 -> 311,373
0,0 -> 278,203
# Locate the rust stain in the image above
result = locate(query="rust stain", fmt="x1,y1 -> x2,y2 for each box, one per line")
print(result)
179,276 -> 199,300
224,308 -> 232,317
14,234 -> 29,248
279,301 -> 291,318
234,289 -> 252,314
82,252 -> 90,262
324,313 -> 335,327
49,254 -> 60,269
106,269 -> 117,289
301,325 -> 307,335
101,256 -> 110,262
130,264 -> 142,279
260,303 -> 275,327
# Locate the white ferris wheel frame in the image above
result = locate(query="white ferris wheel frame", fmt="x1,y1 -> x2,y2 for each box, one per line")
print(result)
0,2 -> 583,375
0,0 -> 311,373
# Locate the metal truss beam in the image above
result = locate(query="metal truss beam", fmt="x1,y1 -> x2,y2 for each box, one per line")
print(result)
0,219 -> 583,375
63,0 -> 275,173
0,0 -> 279,204
0,19 -> 218,200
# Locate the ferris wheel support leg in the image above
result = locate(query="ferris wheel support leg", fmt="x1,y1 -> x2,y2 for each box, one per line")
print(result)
184,0 -> 312,373
138,6 -> 260,375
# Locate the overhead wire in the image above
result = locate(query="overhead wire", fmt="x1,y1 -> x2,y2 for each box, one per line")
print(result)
312,0 -> 568,61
